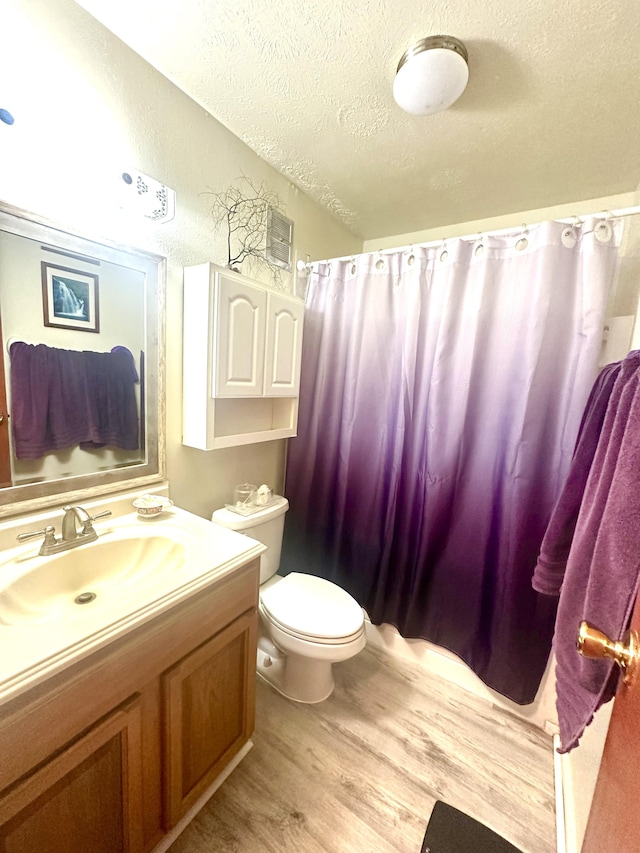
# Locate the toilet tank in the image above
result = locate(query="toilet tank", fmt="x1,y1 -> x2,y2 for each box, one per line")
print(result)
211,497 -> 289,584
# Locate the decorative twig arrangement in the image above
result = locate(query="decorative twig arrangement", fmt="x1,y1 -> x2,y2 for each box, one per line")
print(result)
204,176 -> 285,280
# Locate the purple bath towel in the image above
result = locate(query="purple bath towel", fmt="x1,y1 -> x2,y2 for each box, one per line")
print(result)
79,347 -> 140,450
532,356 -> 627,594
548,352 -> 640,751
10,341 -> 139,459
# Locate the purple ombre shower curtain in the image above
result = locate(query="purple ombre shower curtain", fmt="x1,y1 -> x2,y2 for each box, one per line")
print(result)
281,220 -> 621,704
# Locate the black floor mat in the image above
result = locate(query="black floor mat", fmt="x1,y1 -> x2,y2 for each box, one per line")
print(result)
421,801 -> 523,853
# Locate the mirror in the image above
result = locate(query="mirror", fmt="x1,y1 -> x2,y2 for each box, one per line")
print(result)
0,202 -> 165,518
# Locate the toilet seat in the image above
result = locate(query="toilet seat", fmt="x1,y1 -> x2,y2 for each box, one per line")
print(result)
262,608 -> 366,646
260,572 -> 364,644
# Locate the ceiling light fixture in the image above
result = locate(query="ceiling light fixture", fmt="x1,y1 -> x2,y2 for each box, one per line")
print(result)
393,35 -> 469,116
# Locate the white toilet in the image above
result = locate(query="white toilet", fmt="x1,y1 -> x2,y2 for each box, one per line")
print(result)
211,497 -> 366,703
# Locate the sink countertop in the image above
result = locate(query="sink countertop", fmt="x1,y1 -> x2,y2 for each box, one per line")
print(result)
0,505 -> 265,708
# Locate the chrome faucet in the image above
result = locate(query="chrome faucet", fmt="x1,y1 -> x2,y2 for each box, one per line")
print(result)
62,505 -> 94,541
17,505 -> 112,556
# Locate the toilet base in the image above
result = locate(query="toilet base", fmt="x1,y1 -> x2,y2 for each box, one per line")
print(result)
256,642 -> 335,704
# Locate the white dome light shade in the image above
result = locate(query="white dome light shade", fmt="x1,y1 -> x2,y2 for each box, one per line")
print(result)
393,36 -> 469,116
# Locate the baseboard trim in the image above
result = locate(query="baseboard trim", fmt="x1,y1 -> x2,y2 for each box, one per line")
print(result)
553,734 -> 569,853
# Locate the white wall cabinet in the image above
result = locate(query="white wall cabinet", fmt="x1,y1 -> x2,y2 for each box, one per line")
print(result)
215,273 -> 267,398
183,262 -> 305,449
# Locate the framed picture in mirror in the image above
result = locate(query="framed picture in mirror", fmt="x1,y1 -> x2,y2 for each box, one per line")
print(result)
41,261 -> 100,332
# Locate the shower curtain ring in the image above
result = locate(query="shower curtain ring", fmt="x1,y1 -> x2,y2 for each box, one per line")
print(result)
439,239 -> 448,262
595,213 -> 613,243
562,221 -> 579,248
516,224 -> 529,251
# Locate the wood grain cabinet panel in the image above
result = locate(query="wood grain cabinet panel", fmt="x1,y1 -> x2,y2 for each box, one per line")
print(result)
162,610 -> 257,827
0,561 -> 260,853
0,695 -> 143,853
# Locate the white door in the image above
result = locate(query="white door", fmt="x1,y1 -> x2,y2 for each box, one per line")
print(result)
215,274 -> 267,397
263,292 -> 304,397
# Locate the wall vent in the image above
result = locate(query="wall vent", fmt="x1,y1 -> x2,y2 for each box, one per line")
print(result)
265,207 -> 293,271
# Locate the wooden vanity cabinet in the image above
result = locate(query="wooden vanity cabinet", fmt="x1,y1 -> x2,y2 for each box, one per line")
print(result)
0,695 -> 144,853
0,560 -> 260,853
163,609 -> 256,826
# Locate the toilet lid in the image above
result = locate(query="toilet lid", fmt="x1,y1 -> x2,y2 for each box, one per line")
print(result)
260,572 -> 364,641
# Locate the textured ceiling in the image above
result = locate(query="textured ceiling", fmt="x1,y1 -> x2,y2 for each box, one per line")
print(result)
74,0 -> 640,240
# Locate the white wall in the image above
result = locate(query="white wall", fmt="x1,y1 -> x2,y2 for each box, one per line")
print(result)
559,702 -> 613,853
1,0 -> 361,520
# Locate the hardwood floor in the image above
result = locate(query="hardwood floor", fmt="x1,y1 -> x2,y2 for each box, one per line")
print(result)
168,644 -> 556,853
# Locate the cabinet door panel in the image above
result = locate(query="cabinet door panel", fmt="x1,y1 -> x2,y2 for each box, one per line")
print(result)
162,610 -> 257,827
264,293 -> 304,397
215,275 -> 266,397
0,696 -> 143,853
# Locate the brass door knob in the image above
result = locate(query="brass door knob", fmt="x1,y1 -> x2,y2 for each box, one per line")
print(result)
577,621 -> 640,685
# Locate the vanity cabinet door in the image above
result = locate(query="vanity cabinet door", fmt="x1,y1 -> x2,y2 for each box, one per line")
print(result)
0,695 -> 143,853
215,274 -> 267,398
162,609 -> 257,827
263,291 -> 304,397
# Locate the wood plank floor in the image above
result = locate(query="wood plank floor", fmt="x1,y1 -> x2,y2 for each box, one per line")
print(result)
168,644 -> 556,853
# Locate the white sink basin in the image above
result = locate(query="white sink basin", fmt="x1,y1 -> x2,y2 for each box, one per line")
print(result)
0,526 -> 187,626
0,503 -> 265,707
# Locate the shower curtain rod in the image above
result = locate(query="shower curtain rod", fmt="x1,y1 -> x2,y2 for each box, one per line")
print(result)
299,204 -> 640,271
